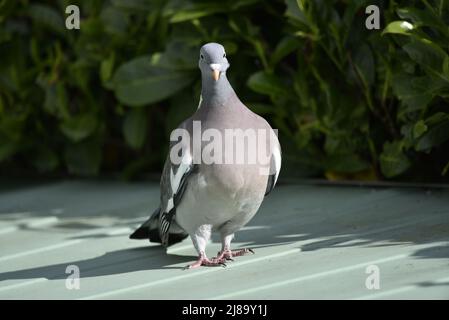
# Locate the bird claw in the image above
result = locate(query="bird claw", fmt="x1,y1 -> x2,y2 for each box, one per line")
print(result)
216,252 -> 235,261
184,256 -> 227,269
184,248 -> 254,269
231,248 -> 255,257
215,248 -> 255,261
206,258 -> 227,267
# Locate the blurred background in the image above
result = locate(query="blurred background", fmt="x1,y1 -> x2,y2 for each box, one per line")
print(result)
0,0 -> 448,183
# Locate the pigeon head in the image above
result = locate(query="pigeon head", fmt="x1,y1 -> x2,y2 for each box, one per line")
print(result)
199,43 -> 229,82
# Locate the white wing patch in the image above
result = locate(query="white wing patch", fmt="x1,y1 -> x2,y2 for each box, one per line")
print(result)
166,198 -> 174,213
166,151 -> 192,213
197,95 -> 203,110
272,145 -> 281,185
170,151 -> 192,194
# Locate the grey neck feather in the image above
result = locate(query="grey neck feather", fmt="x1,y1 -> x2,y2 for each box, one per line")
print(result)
201,72 -> 235,107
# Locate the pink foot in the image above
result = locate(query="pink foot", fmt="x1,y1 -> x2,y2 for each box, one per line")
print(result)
184,255 -> 227,269
216,248 -> 255,261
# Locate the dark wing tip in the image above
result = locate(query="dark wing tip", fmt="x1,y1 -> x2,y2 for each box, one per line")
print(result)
166,232 -> 189,246
129,226 -> 150,240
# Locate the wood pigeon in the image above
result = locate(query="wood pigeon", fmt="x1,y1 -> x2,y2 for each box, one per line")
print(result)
130,42 -> 281,269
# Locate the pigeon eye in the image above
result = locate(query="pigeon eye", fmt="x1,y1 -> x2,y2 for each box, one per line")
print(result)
223,53 -> 226,58
200,54 -> 204,59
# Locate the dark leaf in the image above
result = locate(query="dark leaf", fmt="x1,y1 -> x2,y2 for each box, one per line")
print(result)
123,109 -> 147,149
380,141 -> 411,178
113,56 -> 194,106
247,71 -> 289,97
60,113 -> 98,142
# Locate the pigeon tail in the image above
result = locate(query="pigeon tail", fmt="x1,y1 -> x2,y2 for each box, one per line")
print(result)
129,207 -> 188,246
129,208 -> 158,240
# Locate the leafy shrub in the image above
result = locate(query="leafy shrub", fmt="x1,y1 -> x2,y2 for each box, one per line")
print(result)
0,0 -> 448,182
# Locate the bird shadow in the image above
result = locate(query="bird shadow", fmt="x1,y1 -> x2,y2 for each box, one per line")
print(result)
0,246 -> 196,282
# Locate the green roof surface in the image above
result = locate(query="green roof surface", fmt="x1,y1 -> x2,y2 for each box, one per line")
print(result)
0,181 -> 448,299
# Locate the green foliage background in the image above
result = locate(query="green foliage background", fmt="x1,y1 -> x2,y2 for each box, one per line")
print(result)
1,0 -> 448,182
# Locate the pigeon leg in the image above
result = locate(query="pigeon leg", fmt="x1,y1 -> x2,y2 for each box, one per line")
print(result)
216,234 -> 255,261
184,226 -> 226,269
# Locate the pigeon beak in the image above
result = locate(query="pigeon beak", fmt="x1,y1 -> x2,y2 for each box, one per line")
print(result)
210,64 -> 221,81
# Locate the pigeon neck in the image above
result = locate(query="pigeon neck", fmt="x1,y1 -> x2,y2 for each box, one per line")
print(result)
201,73 -> 234,107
